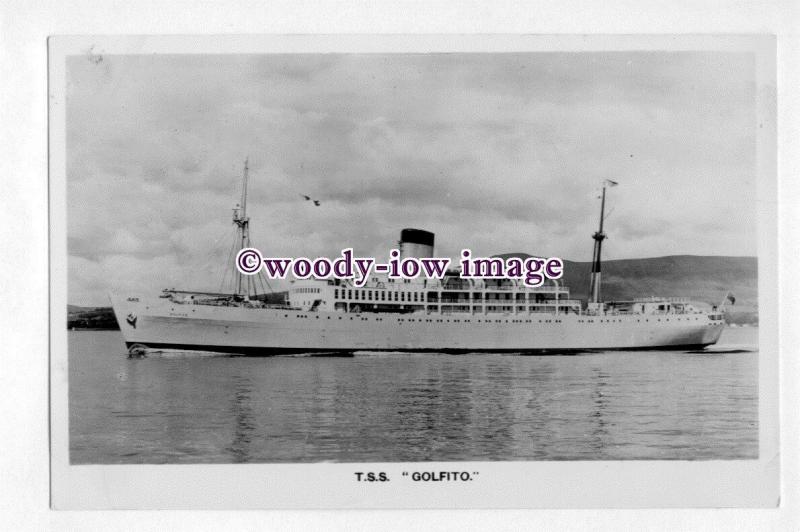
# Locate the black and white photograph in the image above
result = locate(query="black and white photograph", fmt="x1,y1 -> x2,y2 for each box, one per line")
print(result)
47,34 -> 779,510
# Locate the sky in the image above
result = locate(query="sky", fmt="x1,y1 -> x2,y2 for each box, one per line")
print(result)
66,52 -> 758,306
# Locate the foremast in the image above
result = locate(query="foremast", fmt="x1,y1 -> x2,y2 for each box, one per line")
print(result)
232,158 -> 251,297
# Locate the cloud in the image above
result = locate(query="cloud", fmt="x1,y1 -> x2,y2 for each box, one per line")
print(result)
65,52 -> 759,305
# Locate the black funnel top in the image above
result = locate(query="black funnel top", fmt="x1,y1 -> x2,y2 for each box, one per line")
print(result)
400,228 -> 435,247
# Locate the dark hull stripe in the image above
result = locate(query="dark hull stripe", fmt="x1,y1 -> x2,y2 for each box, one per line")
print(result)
126,341 -> 714,357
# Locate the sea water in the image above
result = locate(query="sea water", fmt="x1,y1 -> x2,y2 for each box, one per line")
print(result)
68,327 -> 758,463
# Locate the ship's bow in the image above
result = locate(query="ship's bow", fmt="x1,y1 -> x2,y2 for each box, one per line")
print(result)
108,294 -> 146,347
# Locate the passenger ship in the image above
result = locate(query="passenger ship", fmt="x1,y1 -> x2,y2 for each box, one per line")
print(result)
110,161 -> 727,356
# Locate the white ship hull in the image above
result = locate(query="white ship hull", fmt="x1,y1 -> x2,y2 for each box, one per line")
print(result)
110,295 -> 725,355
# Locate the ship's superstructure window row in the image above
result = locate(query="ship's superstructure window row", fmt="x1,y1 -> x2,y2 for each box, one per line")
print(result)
285,273 -> 592,315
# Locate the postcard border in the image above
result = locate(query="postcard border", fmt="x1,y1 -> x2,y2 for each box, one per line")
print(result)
49,33 -> 779,510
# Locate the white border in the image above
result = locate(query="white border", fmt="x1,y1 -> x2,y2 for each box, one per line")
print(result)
48,33 -> 778,510
0,0 -> 796,529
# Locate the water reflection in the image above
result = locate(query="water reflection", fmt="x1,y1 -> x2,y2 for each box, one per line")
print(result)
477,362 -> 513,460
520,365 -> 554,459
391,362 -> 476,461
588,366 -> 611,453
226,373 -> 255,462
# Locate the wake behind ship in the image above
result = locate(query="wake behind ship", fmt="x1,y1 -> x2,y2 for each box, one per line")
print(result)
110,162 -> 727,356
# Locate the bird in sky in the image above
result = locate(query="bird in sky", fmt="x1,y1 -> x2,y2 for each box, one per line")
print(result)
299,194 -> 321,206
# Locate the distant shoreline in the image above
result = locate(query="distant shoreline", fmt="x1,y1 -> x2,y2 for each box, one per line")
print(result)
67,307 -> 120,330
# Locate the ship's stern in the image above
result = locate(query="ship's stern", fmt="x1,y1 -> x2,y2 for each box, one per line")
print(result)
701,312 -> 727,346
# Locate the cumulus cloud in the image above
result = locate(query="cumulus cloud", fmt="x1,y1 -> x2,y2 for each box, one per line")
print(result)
66,52 -> 758,305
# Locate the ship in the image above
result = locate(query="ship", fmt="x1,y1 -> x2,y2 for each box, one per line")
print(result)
110,161 -> 728,356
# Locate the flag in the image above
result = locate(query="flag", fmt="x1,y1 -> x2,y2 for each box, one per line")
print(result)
727,293 -> 736,305
604,179 -> 619,187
